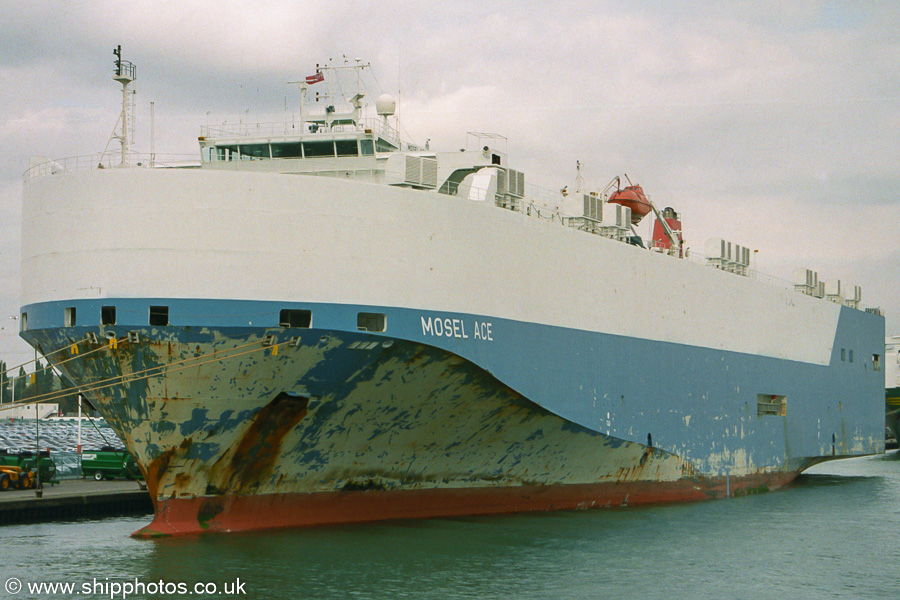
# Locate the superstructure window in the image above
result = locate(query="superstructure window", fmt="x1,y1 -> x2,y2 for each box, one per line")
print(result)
239,144 -> 270,159
360,139 -> 375,156
280,309 -> 312,328
20,313 -> 27,332
874,354 -> 882,371
101,306 -> 116,325
357,312 -> 386,332
271,142 -> 303,158
335,140 -> 359,157
303,141 -> 335,157
149,306 -> 169,326
375,139 -> 398,152
216,145 -> 238,161
64,307 -> 76,327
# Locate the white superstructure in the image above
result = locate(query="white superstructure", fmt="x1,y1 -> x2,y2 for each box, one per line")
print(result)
22,62 -> 875,367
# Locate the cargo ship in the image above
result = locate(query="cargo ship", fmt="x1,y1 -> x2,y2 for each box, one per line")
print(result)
18,52 -> 885,536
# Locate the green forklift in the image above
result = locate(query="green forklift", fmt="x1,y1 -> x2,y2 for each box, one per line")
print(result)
0,449 -> 57,486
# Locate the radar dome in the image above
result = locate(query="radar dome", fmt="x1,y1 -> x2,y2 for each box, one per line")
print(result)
376,94 -> 396,117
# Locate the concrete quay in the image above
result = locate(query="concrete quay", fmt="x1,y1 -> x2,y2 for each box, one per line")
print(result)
0,478 -> 152,524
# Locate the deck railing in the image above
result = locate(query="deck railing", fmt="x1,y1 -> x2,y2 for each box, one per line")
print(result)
23,153 -> 200,183
200,117 -> 400,147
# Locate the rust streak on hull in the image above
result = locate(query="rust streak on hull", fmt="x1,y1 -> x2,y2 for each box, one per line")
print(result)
207,392 -> 310,495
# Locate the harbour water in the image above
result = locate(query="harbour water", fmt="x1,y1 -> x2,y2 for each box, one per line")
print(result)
0,452 -> 896,599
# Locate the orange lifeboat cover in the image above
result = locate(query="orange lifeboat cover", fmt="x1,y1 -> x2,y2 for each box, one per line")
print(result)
608,185 -> 652,224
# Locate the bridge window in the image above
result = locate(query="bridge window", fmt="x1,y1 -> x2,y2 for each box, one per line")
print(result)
303,141 -> 335,157
335,140 -> 359,157
360,139 -> 374,156
271,142 -> 303,158
239,144 -> 269,159
215,145 -> 238,161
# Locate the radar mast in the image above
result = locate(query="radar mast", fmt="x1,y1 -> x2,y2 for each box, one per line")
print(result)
111,45 -> 136,167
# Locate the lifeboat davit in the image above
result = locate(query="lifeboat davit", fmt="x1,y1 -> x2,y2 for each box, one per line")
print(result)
608,184 -> 652,224
652,206 -> 684,258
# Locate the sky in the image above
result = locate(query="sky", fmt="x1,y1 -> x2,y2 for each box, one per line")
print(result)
0,0 -> 898,368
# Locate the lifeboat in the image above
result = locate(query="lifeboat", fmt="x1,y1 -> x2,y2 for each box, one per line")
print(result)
608,184 -> 651,224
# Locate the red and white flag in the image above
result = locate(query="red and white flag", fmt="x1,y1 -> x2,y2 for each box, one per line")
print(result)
305,72 -> 324,85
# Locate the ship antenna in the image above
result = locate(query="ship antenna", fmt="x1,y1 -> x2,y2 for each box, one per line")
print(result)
111,45 -> 136,167
575,160 -> 584,195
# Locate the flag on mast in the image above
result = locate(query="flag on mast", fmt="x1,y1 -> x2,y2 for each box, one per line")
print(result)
305,72 -> 324,85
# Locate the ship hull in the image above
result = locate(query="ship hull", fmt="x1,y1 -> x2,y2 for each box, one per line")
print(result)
139,471 -> 801,537
19,168 -> 886,535
26,323 -> 716,536
22,306 -> 873,536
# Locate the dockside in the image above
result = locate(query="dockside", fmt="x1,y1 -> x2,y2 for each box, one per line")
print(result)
0,479 -> 151,525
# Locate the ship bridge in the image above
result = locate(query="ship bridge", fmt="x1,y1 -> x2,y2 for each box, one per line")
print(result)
199,114 -> 398,166
199,74 -> 401,177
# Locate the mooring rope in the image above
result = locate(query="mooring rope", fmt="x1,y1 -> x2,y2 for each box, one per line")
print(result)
0,335 -> 296,413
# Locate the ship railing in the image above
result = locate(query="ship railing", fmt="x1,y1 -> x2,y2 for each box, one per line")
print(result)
23,153 -> 200,183
203,156 -> 408,185
682,248 -> 876,310
562,215 -> 603,233
297,167 -> 384,181
199,117 -> 399,147
439,176 -> 635,230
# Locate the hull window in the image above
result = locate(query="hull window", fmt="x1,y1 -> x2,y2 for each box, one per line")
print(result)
357,312 -> 386,333
101,306 -> 116,326
149,306 -> 169,326
757,394 -> 787,417
280,309 -> 312,328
